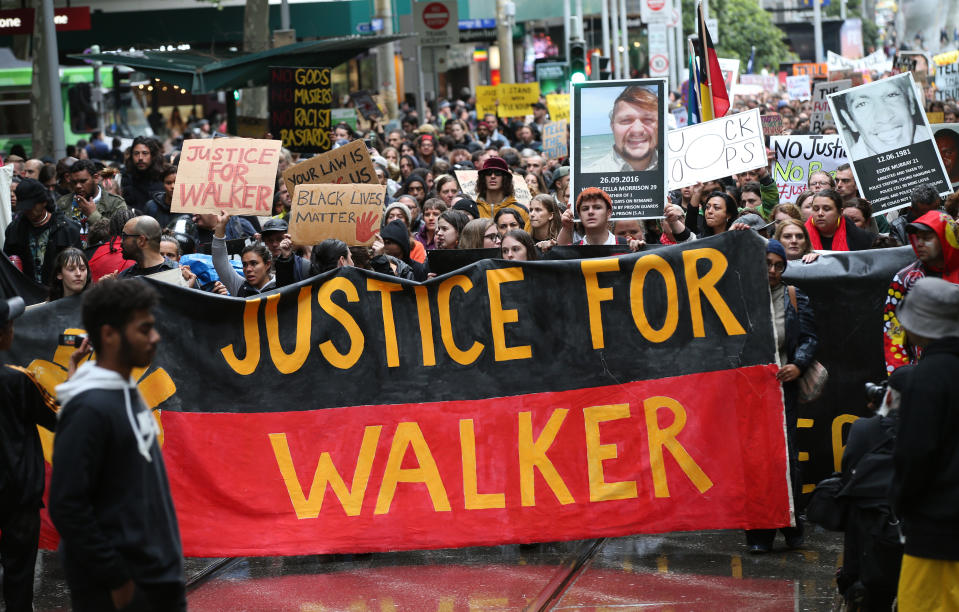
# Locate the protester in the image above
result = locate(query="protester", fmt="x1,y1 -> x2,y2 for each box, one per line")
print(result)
459,218 -> 498,249
834,164 -> 858,202
414,198 -> 446,250
889,184 -> 942,246
558,188 -> 642,249
0,296 -> 62,612
842,198 -> 875,232
47,247 -> 91,301
260,218 -> 310,283
660,203 -> 695,245
377,219 -> 427,281
882,210 -> 959,372
770,203 -> 802,224
212,211 -> 275,297
807,170 -> 835,191
50,279 -> 185,611
86,208 -> 137,281
795,190 -> 816,220
528,193 -> 562,250
475,156 -> 530,230
890,277 -> 959,610
145,165 -> 180,229
501,229 -> 538,261
494,207 -> 523,236
746,239 -> 818,554
4,178 -> 81,285
774,219 -> 819,263
54,159 -> 127,247
159,235 -> 181,263
382,202 -> 426,263
121,136 -> 164,210
190,212 -> 255,249
434,209 -> 469,250
309,239 -> 353,274
804,189 -> 874,251
701,191 -> 737,237
117,216 -> 179,278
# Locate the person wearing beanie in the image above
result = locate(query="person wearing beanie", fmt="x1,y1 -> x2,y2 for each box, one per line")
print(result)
890,277 -> 959,610
376,220 -> 427,281
382,202 -> 427,264
452,197 -> 480,220
746,238 -> 819,554
4,178 -> 81,284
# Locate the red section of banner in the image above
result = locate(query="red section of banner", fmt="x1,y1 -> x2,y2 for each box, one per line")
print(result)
160,364 -> 790,557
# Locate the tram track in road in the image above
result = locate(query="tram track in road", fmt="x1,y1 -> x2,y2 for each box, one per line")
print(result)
523,538 -> 607,611
185,557 -> 244,592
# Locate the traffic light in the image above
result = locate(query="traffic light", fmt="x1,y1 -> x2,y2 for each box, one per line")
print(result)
569,39 -> 587,84
590,54 -> 611,81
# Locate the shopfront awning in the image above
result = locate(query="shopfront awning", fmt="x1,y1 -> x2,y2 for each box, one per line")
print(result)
67,34 -> 413,94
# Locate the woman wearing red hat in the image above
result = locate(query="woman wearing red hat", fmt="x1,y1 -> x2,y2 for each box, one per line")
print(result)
475,156 -> 530,231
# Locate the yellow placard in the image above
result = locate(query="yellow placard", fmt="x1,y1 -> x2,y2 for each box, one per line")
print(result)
475,85 -> 499,118
546,93 -> 570,122
934,50 -> 959,66
497,83 -> 540,117
171,138 -> 282,215
289,183 -> 386,246
927,111 -> 945,124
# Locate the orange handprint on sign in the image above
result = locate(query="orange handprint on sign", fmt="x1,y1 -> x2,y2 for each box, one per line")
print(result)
355,211 -> 380,243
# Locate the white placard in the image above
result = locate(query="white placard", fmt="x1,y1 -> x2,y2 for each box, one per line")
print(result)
826,49 -> 893,74
770,135 -> 847,203
666,108 -> 765,190
786,74 -> 811,101
810,79 -> 851,133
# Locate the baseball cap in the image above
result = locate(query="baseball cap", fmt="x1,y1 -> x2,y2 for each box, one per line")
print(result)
261,218 -> 289,235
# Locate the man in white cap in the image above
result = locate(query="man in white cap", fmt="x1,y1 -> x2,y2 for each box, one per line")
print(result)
890,276 -> 959,610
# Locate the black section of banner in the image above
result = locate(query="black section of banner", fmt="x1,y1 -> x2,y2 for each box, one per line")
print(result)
785,246 -> 915,501
3,231 -> 774,413
0,251 -> 46,304
855,142 -> 950,213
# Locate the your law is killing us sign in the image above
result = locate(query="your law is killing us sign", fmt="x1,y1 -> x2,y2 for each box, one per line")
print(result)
666,109 -> 765,190
282,140 -> 377,199
172,139 -> 282,215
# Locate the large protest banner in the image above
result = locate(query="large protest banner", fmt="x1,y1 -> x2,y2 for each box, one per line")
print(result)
269,67 -> 332,154
171,138 -> 282,215
282,140 -> 377,199
666,109 -> 765,190
826,49 -> 892,74
829,73 -> 951,213
289,183 -> 386,246
771,135 -> 848,202
572,79 -> 667,219
810,79 -> 851,134
9,232 -> 793,556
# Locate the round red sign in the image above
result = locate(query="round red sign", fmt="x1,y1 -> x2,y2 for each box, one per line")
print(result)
647,0 -> 665,10
422,3 -> 450,30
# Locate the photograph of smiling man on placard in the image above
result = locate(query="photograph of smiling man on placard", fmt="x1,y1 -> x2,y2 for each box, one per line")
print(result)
582,85 -> 660,173
827,72 -> 949,215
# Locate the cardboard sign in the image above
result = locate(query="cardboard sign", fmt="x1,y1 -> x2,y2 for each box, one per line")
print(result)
497,83 -> 540,117
269,67 -> 332,154
289,183 -> 386,246
349,91 -> 382,120
542,120 -> 568,160
454,170 -> 533,206
793,62 -> 828,78
810,79 -> 851,133
546,93 -> 570,122
282,140 -> 377,199
935,60 -> 959,101
771,135 -> 848,202
171,138 -> 282,215
475,85 -> 498,117
761,113 -> 783,136
786,74 -> 811,100
826,50 -> 892,74
666,109 -> 765,190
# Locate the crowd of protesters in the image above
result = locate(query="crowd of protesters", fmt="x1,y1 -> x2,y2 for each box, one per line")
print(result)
0,61 -> 958,611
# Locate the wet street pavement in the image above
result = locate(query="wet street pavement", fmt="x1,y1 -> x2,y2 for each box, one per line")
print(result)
27,527 -> 843,611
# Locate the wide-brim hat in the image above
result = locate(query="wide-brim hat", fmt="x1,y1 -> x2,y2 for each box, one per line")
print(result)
896,277 -> 959,341
479,156 -> 510,175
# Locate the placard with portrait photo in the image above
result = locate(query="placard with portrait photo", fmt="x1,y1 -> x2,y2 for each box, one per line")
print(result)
931,123 -> 959,188
828,72 -> 951,214
571,78 -> 667,219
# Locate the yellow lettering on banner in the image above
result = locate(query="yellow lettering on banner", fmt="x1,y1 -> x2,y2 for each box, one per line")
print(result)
582,258 -> 621,349
414,286 -> 437,367
268,427 -> 381,518
317,277 -> 364,369
832,414 -> 859,473
630,255 -> 679,343
584,404 -> 638,502
518,409 -> 574,506
221,298 -> 261,375
459,419 -> 506,509
438,276 -> 484,365
643,396 -> 714,497
375,422 -> 451,514
265,287 -> 312,374
367,279 -> 404,367
486,268 -> 531,362
682,248 -> 746,337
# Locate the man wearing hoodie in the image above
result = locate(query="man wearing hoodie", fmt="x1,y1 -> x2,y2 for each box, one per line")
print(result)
50,279 -> 184,611
0,297 -> 60,612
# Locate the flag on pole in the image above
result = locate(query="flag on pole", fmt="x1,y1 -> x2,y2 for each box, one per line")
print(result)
687,41 -> 702,125
697,2 -> 730,118
691,35 -> 714,122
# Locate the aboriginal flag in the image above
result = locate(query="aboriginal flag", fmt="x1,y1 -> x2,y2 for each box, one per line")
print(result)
697,2 -> 730,119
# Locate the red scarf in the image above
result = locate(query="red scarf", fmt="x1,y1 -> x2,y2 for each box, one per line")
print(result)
805,215 -> 849,251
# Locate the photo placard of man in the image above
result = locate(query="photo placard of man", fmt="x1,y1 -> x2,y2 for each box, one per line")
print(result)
571,79 -> 668,220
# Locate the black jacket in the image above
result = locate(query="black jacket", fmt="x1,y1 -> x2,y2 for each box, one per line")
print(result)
3,208 -> 82,285
49,367 -> 183,589
144,192 -> 183,230
0,365 -> 57,513
121,169 -> 163,211
891,336 -> 959,560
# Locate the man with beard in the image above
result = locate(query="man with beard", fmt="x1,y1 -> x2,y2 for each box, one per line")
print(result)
51,279 -> 185,611
584,86 -> 660,173
116,216 -> 177,278
121,136 -> 164,210
55,159 -> 128,247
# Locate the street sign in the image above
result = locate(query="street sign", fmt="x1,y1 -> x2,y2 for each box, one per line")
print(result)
648,23 -> 669,77
414,1 -> 458,46
641,0 -> 671,24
